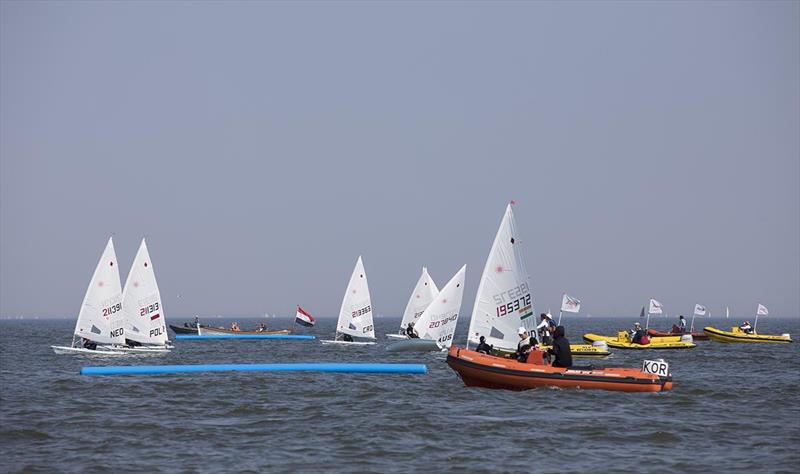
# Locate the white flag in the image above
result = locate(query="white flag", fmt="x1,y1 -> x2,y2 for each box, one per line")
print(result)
694,304 -> 707,316
757,304 -> 768,316
561,294 -> 581,313
649,299 -> 663,315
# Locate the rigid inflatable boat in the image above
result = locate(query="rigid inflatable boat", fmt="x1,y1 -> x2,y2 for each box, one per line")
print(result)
647,327 -> 708,341
703,327 -> 792,344
446,346 -> 672,392
583,331 -> 696,350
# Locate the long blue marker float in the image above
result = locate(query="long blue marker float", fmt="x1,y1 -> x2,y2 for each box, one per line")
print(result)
81,363 -> 428,376
175,334 -> 315,340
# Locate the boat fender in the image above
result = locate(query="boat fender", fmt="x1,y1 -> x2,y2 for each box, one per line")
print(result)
592,340 -> 609,351
680,334 -> 693,343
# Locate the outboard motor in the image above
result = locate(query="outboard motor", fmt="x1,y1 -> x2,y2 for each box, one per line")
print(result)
680,334 -> 693,343
592,340 -> 609,351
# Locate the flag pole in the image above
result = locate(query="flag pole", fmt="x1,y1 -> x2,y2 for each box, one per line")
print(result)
645,300 -> 651,329
690,313 -> 695,333
754,309 -> 759,332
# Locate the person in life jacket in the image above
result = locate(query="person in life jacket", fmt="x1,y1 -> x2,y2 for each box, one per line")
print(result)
547,326 -> 573,368
630,322 -> 646,344
510,326 -> 538,362
739,321 -> 754,334
536,313 -> 557,344
475,336 -> 493,354
406,322 -> 419,338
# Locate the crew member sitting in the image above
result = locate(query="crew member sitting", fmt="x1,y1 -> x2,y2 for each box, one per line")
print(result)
475,336 -> 493,355
341,333 -> 354,342
547,325 -> 573,368
231,322 -> 241,331
510,326 -> 538,362
739,320 -> 754,334
82,338 -> 97,351
406,322 -> 419,339
630,322 -> 646,344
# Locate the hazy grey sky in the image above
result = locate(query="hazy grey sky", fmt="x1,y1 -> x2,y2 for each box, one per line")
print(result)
1,1 -> 798,319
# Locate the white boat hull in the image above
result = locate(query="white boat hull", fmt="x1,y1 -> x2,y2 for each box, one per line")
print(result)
320,340 -> 376,346
100,345 -> 172,353
385,334 -> 408,340
386,339 -> 443,353
51,345 -> 130,356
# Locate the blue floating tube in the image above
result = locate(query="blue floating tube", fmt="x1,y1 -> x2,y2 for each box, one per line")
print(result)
175,334 -> 315,340
81,363 -> 428,376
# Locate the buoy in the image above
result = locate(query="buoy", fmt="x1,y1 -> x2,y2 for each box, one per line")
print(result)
81,362 -> 428,376
175,334 -> 315,340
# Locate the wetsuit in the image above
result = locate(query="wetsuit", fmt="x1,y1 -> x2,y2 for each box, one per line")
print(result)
547,326 -> 572,368
407,326 -> 419,339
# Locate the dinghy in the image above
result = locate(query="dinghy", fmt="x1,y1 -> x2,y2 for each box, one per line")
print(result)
465,203 -> 609,358
51,237 -> 128,355
703,327 -> 792,343
320,256 -> 377,346
386,266 -> 466,353
386,267 -> 439,340
447,346 -> 673,392
198,326 -> 292,336
110,239 -> 172,353
583,331 -> 696,349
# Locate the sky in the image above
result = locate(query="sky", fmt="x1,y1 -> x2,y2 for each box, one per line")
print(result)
1,1 -> 798,320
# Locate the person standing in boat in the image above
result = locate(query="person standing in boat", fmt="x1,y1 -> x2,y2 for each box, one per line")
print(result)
536,313 -> 556,344
677,315 -> 687,333
406,322 -> 419,339
475,336 -> 493,354
547,326 -> 572,368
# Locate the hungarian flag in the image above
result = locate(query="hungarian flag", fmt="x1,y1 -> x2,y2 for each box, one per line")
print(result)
295,306 -> 315,327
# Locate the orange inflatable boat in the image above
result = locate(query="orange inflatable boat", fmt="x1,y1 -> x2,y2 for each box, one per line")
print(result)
446,346 -> 673,393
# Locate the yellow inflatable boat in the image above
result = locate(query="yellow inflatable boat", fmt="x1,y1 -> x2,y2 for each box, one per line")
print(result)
492,344 -> 611,358
703,327 -> 792,344
583,331 -> 696,350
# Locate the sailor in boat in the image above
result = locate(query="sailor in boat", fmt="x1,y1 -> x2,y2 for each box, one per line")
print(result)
739,320 -> 754,334
256,323 -> 268,333
546,326 -> 573,368
678,315 -> 687,333
475,336 -> 493,354
630,322 -> 646,344
81,338 -> 97,351
536,313 -> 556,345
231,322 -> 241,332
339,333 -> 354,342
193,315 -> 200,328
509,327 -> 538,362
406,322 -> 419,339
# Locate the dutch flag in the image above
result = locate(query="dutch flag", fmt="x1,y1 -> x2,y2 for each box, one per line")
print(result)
295,306 -> 315,327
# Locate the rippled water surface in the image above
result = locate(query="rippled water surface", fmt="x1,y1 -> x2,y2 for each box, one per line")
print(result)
1,317 -> 798,473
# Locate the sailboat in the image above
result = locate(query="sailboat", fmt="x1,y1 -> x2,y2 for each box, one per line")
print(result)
386,266 -> 466,352
51,238 -> 128,355
464,203 -> 609,358
466,203 -> 534,352
386,267 -> 439,340
111,238 -> 171,352
321,256 -> 376,345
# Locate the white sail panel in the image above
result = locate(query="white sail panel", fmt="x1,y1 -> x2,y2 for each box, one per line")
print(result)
336,256 -> 375,339
399,267 -> 439,332
122,239 -> 167,345
74,237 -> 124,344
416,265 -> 466,348
467,204 -> 534,351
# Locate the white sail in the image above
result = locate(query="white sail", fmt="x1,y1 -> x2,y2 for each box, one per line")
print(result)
415,265 -> 466,348
121,239 -> 167,345
726,306 -> 730,319
399,267 -> 439,332
467,204 -> 534,351
336,256 -> 375,339
74,237 -> 124,344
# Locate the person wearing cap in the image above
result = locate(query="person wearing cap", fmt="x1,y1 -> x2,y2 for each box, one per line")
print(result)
475,335 -> 493,355
739,320 -> 753,334
630,322 -> 646,344
509,327 -> 538,362
406,322 -> 419,339
536,313 -> 557,345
